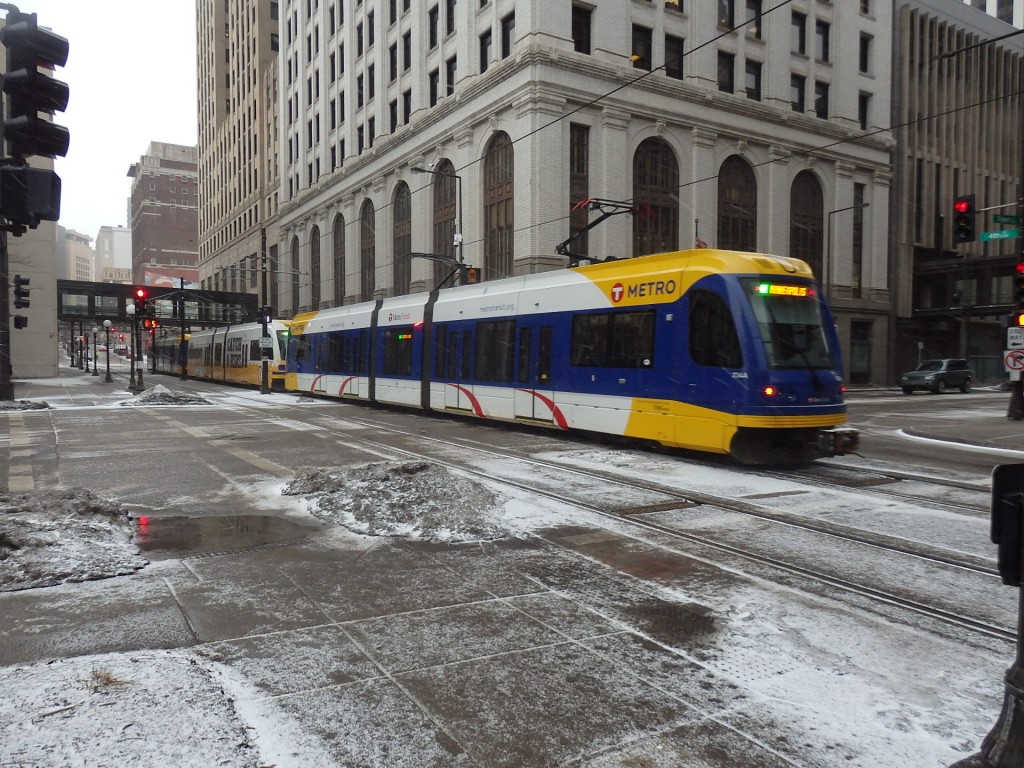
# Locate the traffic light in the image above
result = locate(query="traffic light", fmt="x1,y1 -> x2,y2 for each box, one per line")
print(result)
133,287 -> 148,315
952,194 -> 976,243
461,266 -> 480,285
258,306 -> 272,325
0,165 -> 60,227
0,11 -> 70,160
12,273 -> 29,308
1016,263 -> 1024,306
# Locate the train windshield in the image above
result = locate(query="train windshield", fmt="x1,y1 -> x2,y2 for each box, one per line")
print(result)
741,279 -> 835,370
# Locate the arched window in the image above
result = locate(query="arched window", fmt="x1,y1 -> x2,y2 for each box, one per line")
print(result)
290,235 -> 300,315
310,225 -> 321,308
717,155 -> 757,251
632,138 -> 679,256
332,214 -> 346,306
393,182 -> 412,296
483,132 -> 514,279
789,171 -> 824,281
432,159 -> 458,288
360,199 -> 376,302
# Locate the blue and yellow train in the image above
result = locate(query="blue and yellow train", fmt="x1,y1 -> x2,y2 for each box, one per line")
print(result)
282,248 -> 858,464
152,249 -> 857,463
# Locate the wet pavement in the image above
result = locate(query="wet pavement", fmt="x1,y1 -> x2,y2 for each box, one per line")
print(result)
0,362 -> 1015,766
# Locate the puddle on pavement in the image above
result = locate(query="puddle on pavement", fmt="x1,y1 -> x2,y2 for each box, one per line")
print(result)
133,514 -> 322,558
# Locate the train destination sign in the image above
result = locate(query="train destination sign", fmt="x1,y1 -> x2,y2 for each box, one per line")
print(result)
754,283 -> 811,297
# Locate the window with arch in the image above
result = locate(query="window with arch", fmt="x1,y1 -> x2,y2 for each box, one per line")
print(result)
789,170 -> 824,281
333,214 -> 346,305
632,137 -> 679,256
310,225 -> 321,308
360,199 -> 376,302
717,155 -> 757,251
483,131 -> 514,279
393,182 -> 412,295
290,235 -> 300,314
432,159 -> 458,288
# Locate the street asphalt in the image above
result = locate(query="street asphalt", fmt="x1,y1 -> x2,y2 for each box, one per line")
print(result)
1,359 -> 1017,767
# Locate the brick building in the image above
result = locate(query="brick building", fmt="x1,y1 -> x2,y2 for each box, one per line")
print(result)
126,142 -> 200,288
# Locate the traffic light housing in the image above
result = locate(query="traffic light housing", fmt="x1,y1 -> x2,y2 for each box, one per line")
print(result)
12,273 -> 29,308
0,165 -> 60,227
0,11 -> 70,160
258,306 -> 272,325
952,194 -> 976,244
133,287 -> 148,315
1016,263 -> 1024,306
461,266 -> 480,285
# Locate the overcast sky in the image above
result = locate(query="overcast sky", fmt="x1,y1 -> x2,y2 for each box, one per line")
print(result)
26,0 -> 198,241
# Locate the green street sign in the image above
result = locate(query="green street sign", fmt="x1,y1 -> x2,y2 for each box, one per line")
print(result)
993,214 -> 1021,225
980,228 -> 1020,241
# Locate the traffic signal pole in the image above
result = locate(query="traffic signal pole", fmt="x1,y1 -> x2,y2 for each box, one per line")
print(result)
0,228 -> 13,400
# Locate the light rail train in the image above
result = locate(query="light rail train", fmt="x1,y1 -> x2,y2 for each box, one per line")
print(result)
280,249 -> 858,464
152,321 -> 291,391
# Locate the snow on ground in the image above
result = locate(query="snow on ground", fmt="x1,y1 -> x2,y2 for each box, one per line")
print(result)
0,389 -> 1010,767
0,458 -> 523,767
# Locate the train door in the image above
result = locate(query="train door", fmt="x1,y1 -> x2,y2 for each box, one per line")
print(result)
514,325 -> 555,421
685,289 -> 743,408
443,328 -> 473,410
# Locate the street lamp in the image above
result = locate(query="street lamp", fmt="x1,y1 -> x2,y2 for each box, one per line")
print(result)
825,203 -> 871,303
411,165 -> 464,280
103,319 -> 112,383
91,326 -> 99,377
126,302 -> 139,392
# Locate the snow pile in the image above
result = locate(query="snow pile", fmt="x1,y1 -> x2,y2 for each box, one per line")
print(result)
120,384 -> 211,406
283,460 -> 510,542
0,651 -> 271,768
0,399 -> 49,411
0,490 -> 146,592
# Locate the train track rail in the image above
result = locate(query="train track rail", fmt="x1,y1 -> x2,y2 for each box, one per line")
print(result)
211,392 -> 1014,644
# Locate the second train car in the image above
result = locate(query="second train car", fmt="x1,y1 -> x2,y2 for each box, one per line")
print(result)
152,321 -> 291,391
285,248 -> 858,464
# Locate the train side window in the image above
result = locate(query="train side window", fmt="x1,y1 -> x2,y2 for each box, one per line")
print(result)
571,310 -> 654,367
214,343 -> 223,365
434,324 -> 447,378
517,327 -> 531,384
325,332 -> 344,371
446,330 -> 458,379
249,340 -> 260,360
689,290 -> 742,368
475,320 -> 515,382
293,336 -> 311,364
383,326 -> 414,376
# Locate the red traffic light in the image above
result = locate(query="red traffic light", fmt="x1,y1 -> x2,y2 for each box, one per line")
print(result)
135,287 -> 148,300
954,199 -> 971,214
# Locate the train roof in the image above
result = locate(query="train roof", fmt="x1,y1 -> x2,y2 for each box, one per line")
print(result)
291,249 -> 817,331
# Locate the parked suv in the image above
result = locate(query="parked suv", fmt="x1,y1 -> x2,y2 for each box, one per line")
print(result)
900,358 -> 973,394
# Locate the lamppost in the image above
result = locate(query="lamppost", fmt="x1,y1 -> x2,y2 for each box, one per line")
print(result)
90,325 -> 99,377
103,319 -> 112,383
411,165 -> 464,280
825,203 -> 871,303
82,331 -> 90,373
126,302 -> 138,392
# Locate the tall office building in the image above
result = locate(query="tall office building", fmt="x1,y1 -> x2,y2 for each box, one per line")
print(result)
891,0 -> 1024,379
127,142 -> 200,288
94,225 -> 133,284
196,0 -> 282,308
273,0 -> 893,383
